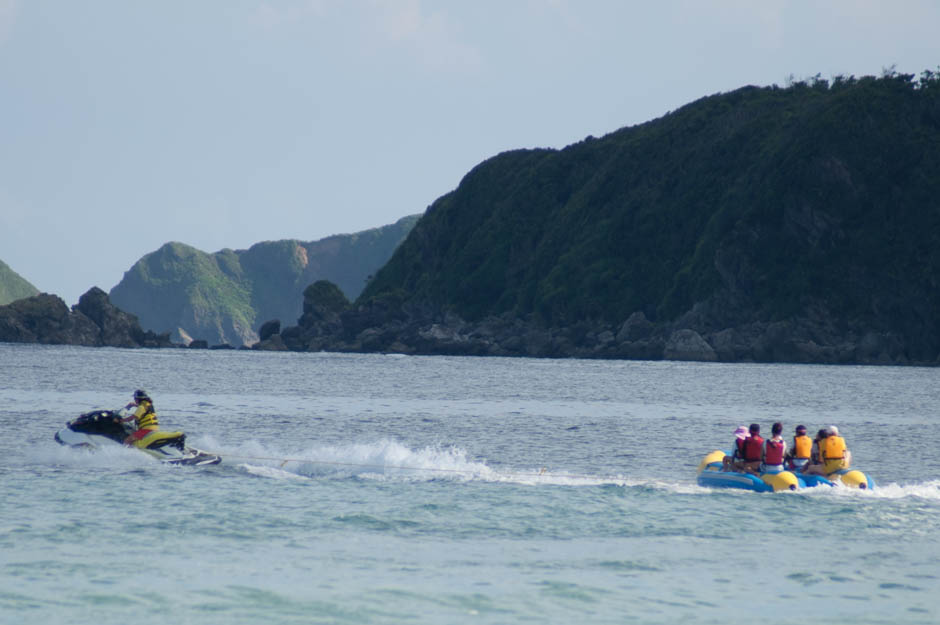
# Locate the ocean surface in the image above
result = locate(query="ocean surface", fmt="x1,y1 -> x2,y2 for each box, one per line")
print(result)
1,343 -> 939,624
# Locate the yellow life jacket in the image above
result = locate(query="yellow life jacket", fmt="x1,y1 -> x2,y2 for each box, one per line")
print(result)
822,435 -> 846,461
134,400 -> 159,430
792,434 -> 812,459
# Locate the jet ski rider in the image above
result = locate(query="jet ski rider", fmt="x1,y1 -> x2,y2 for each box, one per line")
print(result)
119,389 -> 160,447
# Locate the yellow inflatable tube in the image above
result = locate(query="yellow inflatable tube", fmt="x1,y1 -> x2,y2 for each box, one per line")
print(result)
697,450 -> 726,473
697,450 -> 799,492
829,469 -> 870,489
761,471 -> 800,491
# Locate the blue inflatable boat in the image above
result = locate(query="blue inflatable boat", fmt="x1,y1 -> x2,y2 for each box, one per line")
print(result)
697,450 -> 875,492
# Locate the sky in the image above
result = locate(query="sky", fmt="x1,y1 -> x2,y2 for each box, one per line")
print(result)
1,1 -> 939,305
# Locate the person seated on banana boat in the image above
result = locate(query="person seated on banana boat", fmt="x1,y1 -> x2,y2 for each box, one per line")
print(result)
821,425 -> 852,474
739,423 -> 764,475
785,424 -> 812,472
721,425 -> 749,471
118,389 -> 160,448
801,429 -> 830,476
760,422 -> 787,474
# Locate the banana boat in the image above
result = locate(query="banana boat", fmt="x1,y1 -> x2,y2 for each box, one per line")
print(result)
697,450 -> 874,492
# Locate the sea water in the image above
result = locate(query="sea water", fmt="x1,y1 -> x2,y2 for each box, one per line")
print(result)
1,343 -> 938,624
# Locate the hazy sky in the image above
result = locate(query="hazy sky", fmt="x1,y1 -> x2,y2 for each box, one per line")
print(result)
2,1 -> 939,305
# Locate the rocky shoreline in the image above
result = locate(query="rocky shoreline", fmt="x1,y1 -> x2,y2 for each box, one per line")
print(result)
250,281 -> 936,366
2,284 -> 934,366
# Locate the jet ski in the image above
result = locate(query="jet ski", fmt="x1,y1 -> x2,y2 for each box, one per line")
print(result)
54,409 -> 221,466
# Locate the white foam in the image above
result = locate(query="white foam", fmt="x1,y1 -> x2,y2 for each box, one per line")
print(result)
296,439 -> 496,482
750,478 -> 940,501
238,463 -> 311,480
201,437 -> 617,484
36,441 -> 157,469
839,480 -> 940,500
198,438 -> 726,491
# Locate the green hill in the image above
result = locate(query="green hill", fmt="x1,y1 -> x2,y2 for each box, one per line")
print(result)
109,215 -> 419,346
319,70 -> 940,364
0,259 -> 39,305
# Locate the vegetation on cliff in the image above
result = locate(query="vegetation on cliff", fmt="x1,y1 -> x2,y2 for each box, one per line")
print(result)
109,215 -> 420,346
347,70 -> 940,363
0,259 -> 39,306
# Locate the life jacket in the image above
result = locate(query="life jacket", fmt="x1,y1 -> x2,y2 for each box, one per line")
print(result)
764,438 -> 785,465
742,435 -> 764,462
134,400 -> 159,430
792,434 -> 812,459
823,435 -> 846,461
733,437 -> 746,459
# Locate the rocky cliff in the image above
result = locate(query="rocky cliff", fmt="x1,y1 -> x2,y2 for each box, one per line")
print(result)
109,215 -> 420,346
0,259 -> 39,305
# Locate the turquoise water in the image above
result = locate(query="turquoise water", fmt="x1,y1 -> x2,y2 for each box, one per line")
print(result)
1,344 -> 939,624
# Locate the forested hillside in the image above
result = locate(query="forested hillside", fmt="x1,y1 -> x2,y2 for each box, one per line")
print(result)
283,71 -> 940,364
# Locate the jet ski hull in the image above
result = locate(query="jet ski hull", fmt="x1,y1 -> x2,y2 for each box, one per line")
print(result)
55,410 -> 221,466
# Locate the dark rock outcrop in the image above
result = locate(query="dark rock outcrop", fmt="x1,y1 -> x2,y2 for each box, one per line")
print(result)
74,287 -> 145,348
0,287 -> 174,348
258,319 -> 281,342
664,329 -> 718,362
253,334 -> 288,351
258,278 -> 938,366
0,293 -> 100,346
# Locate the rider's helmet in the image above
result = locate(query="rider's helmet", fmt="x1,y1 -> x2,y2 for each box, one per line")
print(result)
134,389 -> 151,403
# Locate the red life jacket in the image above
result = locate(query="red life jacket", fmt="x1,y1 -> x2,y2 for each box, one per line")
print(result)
764,438 -> 785,465
742,435 -> 764,461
